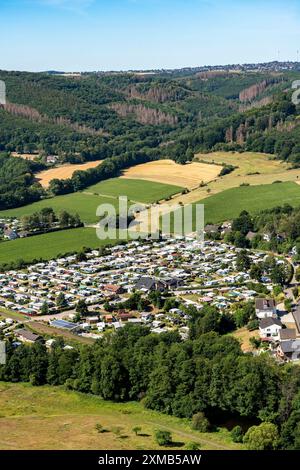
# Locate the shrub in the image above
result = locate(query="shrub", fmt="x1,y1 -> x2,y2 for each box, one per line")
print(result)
243,423 -> 279,450
191,412 -> 210,432
95,423 -> 106,433
219,164 -> 236,177
155,430 -> 173,446
185,441 -> 201,450
247,319 -> 259,331
132,426 -> 142,436
230,425 -> 243,443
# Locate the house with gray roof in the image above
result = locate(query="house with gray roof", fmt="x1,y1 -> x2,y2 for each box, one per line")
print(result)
277,339 -> 300,362
259,317 -> 282,341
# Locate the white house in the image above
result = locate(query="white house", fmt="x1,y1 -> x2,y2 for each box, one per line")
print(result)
255,298 -> 277,319
259,317 -> 282,341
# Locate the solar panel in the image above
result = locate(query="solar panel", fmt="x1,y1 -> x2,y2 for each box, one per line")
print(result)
50,320 -> 78,330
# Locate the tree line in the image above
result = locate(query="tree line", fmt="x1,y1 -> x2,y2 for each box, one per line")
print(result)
1,324 -> 300,449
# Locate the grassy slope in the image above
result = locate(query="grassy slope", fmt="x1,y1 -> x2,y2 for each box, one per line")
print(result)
0,382 -> 242,450
87,178 -> 183,203
0,193 -> 117,225
0,178 -> 182,223
201,181 -> 300,224
0,227 -> 115,264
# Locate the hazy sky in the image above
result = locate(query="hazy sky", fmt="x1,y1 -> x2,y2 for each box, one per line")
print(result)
1,0 -> 300,71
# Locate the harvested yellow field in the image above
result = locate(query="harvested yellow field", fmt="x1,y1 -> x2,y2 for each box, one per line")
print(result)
11,152 -> 39,161
36,160 -> 103,188
121,159 -> 220,189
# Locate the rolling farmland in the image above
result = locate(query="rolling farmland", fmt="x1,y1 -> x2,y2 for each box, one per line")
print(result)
0,178 -> 182,223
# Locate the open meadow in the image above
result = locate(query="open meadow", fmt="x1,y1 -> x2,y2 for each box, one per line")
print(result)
0,382 -> 243,450
121,159 -> 221,189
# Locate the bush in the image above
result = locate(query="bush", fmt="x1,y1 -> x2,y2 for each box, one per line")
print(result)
191,412 -> 210,432
230,425 -> 243,443
132,426 -> 142,436
247,319 -> 259,331
185,441 -> 201,450
243,423 -> 279,450
219,164 -> 236,177
95,423 -> 106,433
155,430 -> 173,446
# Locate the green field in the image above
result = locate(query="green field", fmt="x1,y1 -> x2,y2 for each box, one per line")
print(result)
201,181 -> 300,224
0,227 -> 116,264
87,178 -> 182,203
0,382 -> 242,450
0,193 -> 119,224
0,178 -> 182,224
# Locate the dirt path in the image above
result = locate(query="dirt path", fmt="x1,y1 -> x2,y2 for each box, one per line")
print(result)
145,421 -> 232,450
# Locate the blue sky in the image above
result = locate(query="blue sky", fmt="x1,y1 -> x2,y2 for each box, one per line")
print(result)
1,0 -> 300,71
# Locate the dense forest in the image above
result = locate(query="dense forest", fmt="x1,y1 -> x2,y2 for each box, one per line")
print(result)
1,69 -> 300,165
1,68 -> 300,208
1,323 -> 300,450
0,152 -> 45,209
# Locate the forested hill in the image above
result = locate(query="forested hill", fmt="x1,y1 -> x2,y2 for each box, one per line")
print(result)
0,68 -> 300,209
0,68 -> 300,165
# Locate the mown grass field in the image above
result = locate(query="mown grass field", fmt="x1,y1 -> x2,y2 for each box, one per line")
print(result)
0,193 -> 118,224
0,178 -> 182,223
87,178 -> 183,203
201,181 -> 300,224
0,382 -> 243,450
0,228 -> 114,264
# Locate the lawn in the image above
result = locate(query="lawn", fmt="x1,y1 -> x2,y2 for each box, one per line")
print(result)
87,178 -> 183,203
0,227 -> 116,265
0,382 -> 243,450
200,181 -> 300,224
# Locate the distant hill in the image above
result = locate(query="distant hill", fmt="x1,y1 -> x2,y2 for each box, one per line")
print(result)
0,66 -> 299,210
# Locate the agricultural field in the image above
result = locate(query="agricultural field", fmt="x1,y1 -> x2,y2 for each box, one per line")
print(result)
0,382 -> 242,450
201,181 -> 300,224
87,178 -> 183,203
0,192 -> 119,225
162,151 -> 300,208
195,151 -> 300,194
36,160 -> 103,187
0,178 -> 182,223
121,159 -> 221,189
0,228 -> 113,265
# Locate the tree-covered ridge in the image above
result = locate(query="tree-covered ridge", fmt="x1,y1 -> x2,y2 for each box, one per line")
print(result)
0,68 -> 300,190
0,153 -> 45,210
